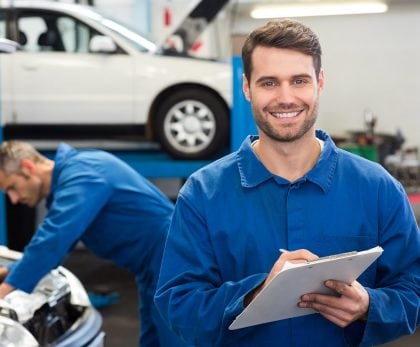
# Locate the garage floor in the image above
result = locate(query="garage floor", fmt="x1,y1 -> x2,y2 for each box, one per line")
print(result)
62,203 -> 420,347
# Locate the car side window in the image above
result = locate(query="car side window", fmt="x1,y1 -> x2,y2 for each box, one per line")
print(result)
16,10 -> 113,54
56,16 -> 92,53
17,16 -> 47,51
0,12 -> 6,39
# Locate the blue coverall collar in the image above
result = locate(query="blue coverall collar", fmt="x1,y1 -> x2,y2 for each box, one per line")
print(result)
237,130 -> 338,193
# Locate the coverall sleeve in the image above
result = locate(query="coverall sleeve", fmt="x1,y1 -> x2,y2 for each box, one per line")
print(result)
359,182 -> 420,346
155,193 -> 267,346
5,169 -> 113,293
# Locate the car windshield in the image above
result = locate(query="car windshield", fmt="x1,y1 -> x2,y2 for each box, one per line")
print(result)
84,7 -> 157,53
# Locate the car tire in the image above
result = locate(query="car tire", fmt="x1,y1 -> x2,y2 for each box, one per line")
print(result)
154,88 -> 229,159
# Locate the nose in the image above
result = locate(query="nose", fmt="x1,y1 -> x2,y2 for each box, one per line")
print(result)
275,85 -> 295,104
7,191 -> 20,204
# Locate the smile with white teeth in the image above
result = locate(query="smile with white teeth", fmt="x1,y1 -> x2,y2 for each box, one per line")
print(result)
270,110 -> 302,118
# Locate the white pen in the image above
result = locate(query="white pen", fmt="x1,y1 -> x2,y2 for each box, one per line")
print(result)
279,248 -> 289,254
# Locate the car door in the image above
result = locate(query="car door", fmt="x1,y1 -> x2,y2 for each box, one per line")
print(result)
10,9 -> 134,125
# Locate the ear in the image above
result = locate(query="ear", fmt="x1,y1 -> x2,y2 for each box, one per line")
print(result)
318,68 -> 325,91
242,73 -> 251,101
20,159 -> 37,176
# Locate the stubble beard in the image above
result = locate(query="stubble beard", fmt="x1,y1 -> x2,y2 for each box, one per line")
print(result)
253,99 -> 319,143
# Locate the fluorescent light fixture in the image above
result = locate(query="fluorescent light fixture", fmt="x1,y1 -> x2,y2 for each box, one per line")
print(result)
250,1 -> 388,19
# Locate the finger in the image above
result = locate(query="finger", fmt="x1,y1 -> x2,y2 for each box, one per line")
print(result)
300,292 -> 344,310
325,280 -> 364,301
266,249 -> 319,286
324,280 -> 351,297
298,298 -> 354,324
300,290 -> 368,320
272,249 -> 317,274
281,249 -> 319,262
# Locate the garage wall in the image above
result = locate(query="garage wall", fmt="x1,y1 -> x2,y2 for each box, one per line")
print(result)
95,0 -> 151,34
232,3 -> 420,149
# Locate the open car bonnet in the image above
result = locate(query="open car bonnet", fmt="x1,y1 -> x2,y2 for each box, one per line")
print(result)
0,247 -> 104,347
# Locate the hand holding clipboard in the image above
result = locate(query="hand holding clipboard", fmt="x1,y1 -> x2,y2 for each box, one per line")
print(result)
229,246 -> 383,330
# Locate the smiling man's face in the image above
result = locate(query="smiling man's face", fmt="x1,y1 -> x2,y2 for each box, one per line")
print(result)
243,46 -> 324,143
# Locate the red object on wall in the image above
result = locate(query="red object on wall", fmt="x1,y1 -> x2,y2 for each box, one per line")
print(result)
164,7 -> 171,27
191,40 -> 203,52
408,193 -> 420,204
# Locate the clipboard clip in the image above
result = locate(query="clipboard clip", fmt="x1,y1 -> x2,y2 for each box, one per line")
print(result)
306,250 -> 358,264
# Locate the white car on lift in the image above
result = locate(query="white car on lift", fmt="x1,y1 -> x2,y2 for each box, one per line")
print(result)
0,0 -> 231,159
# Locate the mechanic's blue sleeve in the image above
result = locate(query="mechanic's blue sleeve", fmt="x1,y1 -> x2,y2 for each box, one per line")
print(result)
358,183 -> 420,346
5,170 -> 113,293
155,194 -> 266,346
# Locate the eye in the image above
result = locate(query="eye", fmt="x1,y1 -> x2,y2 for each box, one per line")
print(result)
262,80 -> 276,87
294,79 -> 307,85
6,184 -> 16,193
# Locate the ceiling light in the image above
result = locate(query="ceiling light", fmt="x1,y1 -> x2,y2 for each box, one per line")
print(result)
250,1 -> 388,19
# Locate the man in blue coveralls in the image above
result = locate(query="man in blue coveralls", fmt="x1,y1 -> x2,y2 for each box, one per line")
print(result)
0,140 -> 185,347
155,19 -> 420,346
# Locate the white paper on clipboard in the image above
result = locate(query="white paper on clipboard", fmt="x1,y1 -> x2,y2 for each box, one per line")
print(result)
229,245 -> 383,330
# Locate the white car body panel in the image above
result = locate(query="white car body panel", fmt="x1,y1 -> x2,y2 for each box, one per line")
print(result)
8,52 -> 135,124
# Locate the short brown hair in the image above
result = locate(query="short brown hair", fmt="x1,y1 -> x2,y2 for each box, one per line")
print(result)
242,19 -> 322,81
0,141 -> 45,174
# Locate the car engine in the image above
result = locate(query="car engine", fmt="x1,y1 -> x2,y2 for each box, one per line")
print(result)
0,248 -> 104,347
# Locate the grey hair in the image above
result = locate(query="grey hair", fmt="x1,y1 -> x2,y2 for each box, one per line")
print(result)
0,141 -> 45,174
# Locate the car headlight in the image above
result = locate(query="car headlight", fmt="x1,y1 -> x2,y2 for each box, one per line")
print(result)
0,316 -> 38,347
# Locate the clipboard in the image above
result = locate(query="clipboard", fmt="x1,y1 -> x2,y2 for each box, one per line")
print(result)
229,245 -> 383,330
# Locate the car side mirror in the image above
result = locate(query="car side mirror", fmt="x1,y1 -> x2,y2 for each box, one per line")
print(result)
89,35 -> 117,53
0,38 -> 19,53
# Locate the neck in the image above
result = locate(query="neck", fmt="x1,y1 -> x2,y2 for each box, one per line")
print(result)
253,131 -> 321,182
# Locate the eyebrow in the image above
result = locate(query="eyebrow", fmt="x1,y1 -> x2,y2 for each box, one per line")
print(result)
255,73 -> 313,84
292,73 -> 313,80
254,76 -> 277,84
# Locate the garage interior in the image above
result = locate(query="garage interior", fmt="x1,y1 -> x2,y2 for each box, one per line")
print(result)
1,0 -> 420,346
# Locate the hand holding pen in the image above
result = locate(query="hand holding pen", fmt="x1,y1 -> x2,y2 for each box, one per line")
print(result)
275,248 -> 319,270
244,248 -> 318,307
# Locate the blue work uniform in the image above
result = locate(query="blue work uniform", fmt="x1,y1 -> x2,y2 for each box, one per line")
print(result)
155,130 -> 420,346
6,144 -> 184,347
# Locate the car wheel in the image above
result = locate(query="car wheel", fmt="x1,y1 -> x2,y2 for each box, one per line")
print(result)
154,88 -> 229,159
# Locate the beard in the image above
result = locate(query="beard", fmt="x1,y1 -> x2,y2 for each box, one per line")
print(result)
252,99 -> 319,143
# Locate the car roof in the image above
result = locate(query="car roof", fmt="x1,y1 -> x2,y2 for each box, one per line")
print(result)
1,0 -> 95,13
0,0 -> 109,24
